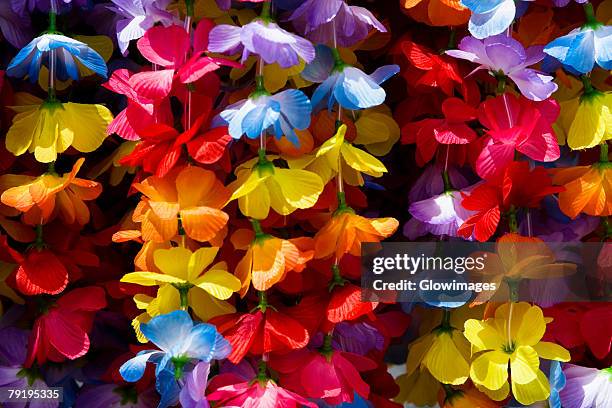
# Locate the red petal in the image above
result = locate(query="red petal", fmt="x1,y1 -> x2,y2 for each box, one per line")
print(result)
581,306 -> 612,359
327,284 -> 378,324
187,127 -> 232,164
129,70 -> 175,101
137,25 -> 190,68
16,250 -> 68,295
46,311 -> 90,360
264,310 -> 310,354
56,286 -> 107,312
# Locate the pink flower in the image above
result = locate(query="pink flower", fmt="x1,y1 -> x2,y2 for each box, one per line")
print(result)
207,374 -> 317,408
475,93 -> 560,180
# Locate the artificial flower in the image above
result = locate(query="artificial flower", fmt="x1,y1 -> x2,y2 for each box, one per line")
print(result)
207,374 -> 317,408
544,3 -> 612,73
552,162 -> 612,218
464,302 -> 570,405
133,20 -> 240,100
475,93 -> 560,180
0,158 -> 102,226
26,286 -> 107,366
121,246 -> 240,322
554,0 -> 588,5
557,87 -> 612,150
270,347 -> 377,405
209,17 -> 315,68
303,45 -> 399,111
119,310 -> 230,388
461,0 -> 529,39
314,205 -> 398,260
108,0 -> 176,55
210,307 -> 309,363
402,97 -> 478,166
103,68 -> 173,141
7,33 -> 107,82
559,364 -> 612,408
132,166 -> 230,243
288,124 -> 387,186
87,141 -> 137,186
458,162 -> 563,241
218,88 -> 312,145
438,383 -> 501,408
5,96 -> 113,163
402,0 -> 470,27
120,111 -> 230,177
232,226 -> 314,295
227,153 -> 323,220
447,34 -> 557,101
409,189 -> 476,239
289,0 -> 387,47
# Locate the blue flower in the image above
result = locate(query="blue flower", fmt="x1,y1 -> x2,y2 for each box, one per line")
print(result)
461,0 -> 532,39
302,45 -> 398,111
119,310 -> 230,388
544,24 -> 612,74
217,89 -> 312,146
6,33 -> 108,82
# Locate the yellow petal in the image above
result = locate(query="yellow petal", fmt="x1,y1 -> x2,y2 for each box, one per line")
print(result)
341,143 -> 387,177
239,182 -> 271,220
189,290 -> 236,321
511,369 -> 550,406
509,346 -> 539,385
424,331 -> 469,385
270,168 -> 323,211
464,319 -> 504,352
188,247 -> 219,281
567,94 -> 606,150
121,271 -> 184,286
193,269 -> 241,300
470,350 -> 509,391
5,109 -> 37,156
395,369 -> 440,407
532,341 -> 571,362
406,333 -> 435,376
63,103 -> 112,153
153,247 -> 191,280
513,304 -> 546,347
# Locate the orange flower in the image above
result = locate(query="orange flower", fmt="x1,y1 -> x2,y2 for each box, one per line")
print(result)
402,0 -> 470,27
0,158 -> 101,226
552,163 -> 612,218
438,383 -> 501,408
232,224 -> 314,296
132,166 -> 230,244
314,207 -> 398,260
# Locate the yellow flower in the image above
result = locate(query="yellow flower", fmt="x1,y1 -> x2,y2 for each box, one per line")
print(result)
228,152 -> 324,220
406,309 -> 471,386
121,246 -> 241,325
464,302 -> 570,405
395,368 -> 440,407
353,106 -> 401,156
288,124 -> 387,186
557,89 -> 612,150
6,95 -> 112,163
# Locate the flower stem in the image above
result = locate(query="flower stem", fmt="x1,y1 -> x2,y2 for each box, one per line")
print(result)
441,308 -> 452,329
581,75 -> 594,94
260,0 -> 272,20
583,2 -> 597,26
258,290 -> 268,312
496,75 -> 507,95
506,301 -> 515,347
48,1 -> 58,97
600,142 -> 609,163
185,0 -> 194,17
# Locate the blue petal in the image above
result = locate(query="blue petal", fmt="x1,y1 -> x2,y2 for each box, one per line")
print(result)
461,0 -> 506,14
311,74 -> 336,110
222,99 -> 256,139
183,323 -> 219,362
27,49 -> 43,82
56,48 -> 79,81
594,26 -> 612,70
6,37 -> 38,79
468,0 -> 516,39
545,30 -> 596,74
369,64 -> 400,85
156,368 -> 181,408
301,44 -> 334,83
272,89 -> 312,130
334,67 -> 386,110
47,34 -> 108,79
119,350 -> 162,382
141,310 -> 194,353
242,100 -> 281,139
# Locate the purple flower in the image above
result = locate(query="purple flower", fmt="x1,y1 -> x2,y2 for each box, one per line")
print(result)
0,327 -> 59,408
107,0 -> 176,56
560,364 -> 612,408
208,19 -> 315,68
447,34 -> 558,101
0,2 -> 32,48
11,0 -> 89,14
332,322 -> 384,355
179,362 -> 211,408
408,189 -> 476,239
289,0 -> 386,47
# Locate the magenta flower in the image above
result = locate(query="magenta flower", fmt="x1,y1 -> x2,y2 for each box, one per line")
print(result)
208,19 -> 315,68
289,0 -> 386,47
447,34 -> 558,101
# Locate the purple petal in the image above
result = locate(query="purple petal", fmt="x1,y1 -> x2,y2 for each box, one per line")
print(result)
510,68 -> 558,101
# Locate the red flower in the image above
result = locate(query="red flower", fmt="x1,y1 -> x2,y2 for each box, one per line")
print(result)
120,108 -> 231,177
475,94 -> 560,180
270,348 -> 377,405
210,308 -> 310,363
402,97 -> 478,166
26,286 -> 107,366
544,303 -> 612,360
458,161 -> 563,241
